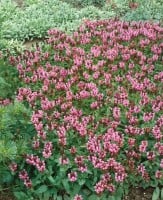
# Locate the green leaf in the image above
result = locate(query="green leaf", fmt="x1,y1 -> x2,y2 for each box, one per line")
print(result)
161,188 -> 163,200
57,196 -> 62,200
48,176 -> 55,184
43,191 -> 51,200
114,186 -> 124,200
71,184 -> 82,196
152,187 -> 160,200
78,179 -> 85,186
62,179 -> 70,193
108,196 -> 116,200
88,194 -> 100,200
14,191 -> 28,200
36,185 -> 48,194
83,188 -> 91,196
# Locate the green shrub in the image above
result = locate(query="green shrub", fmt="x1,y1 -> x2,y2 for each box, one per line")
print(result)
0,101 -> 35,185
1,0 -> 118,41
1,0 -> 78,40
0,0 -> 18,23
123,0 -> 163,21
0,55 -> 20,99
78,6 -> 115,19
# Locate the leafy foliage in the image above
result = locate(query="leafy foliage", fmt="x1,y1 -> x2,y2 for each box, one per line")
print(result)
0,56 -> 20,99
63,0 -> 106,7
1,0 -> 118,41
0,101 -> 35,185
123,0 -> 163,21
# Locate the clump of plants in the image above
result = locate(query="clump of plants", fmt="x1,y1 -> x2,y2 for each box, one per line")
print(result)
10,19 -> 163,199
123,0 -> 163,21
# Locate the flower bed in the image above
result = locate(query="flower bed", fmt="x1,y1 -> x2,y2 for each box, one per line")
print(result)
10,19 -> 163,199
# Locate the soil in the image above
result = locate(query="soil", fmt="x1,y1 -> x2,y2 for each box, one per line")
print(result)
0,189 -> 15,200
23,38 -> 46,49
124,187 -> 157,200
14,0 -> 24,7
0,187 -> 159,200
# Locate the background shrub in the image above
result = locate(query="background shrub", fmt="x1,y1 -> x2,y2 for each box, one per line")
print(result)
123,0 -> 163,21
0,101 -> 35,186
1,0 -> 118,41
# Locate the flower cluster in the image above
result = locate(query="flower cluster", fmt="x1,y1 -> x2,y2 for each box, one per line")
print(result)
19,170 -> 32,188
0,98 -> 11,106
13,19 -> 163,196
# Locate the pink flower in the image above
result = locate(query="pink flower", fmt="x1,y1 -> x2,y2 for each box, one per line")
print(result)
36,160 -> 46,172
9,162 -> 17,172
19,170 -> 29,180
59,157 -> 69,165
160,159 -> 163,168
139,141 -> 148,152
68,171 -> 77,182
155,170 -> 162,179
128,138 -> 136,147
73,194 -> 83,200
113,107 -> 121,120
143,112 -> 155,122
24,178 -> 32,188
115,172 -> 127,182
107,184 -> 115,193
94,180 -> 107,194
147,151 -> 155,161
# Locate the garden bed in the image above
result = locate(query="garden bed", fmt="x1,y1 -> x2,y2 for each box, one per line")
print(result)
0,1 -> 163,200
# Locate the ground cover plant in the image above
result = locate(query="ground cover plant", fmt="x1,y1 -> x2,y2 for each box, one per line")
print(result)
6,19 -> 163,200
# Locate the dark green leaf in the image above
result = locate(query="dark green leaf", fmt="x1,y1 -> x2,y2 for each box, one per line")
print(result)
36,185 -> 48,194
48,176 -> 55,184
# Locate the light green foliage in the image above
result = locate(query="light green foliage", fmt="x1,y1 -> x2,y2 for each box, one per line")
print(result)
0,39 -> 25,56
63,0 -> 106,7
78,6 -> 116,19
1,0 -> 119,41
0,140 -> 17,161
0,0 -> 18,23
123,0 -> 163,21
0,0 -> 24,54
23,0 -> 42,7
0,101 -> 30,132
104,0 -> 130,17
1,0 -> 78,40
